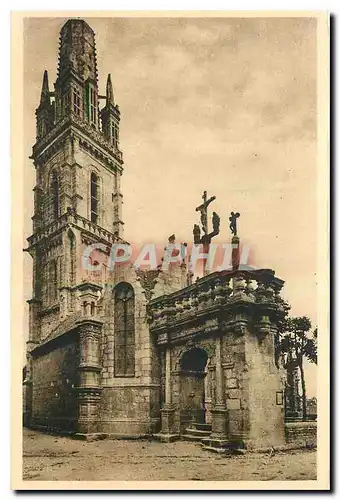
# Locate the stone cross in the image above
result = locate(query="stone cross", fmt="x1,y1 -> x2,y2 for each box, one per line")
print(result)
193,191 -> 220,246
195,191 -> 216,236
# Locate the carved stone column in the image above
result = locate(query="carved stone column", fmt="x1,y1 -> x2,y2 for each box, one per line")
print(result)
208,335 -> 229,449
75,318 -> 103,438
214,336 -> 224,406
165,347 -> 172,406
231,235 -> 240,271
155,346 -> 179,442
23,351 -> 34,427
205,361 -> 214,424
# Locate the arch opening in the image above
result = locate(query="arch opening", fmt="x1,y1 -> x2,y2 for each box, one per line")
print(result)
180,347 -> 208,374
178,347 -> 209,433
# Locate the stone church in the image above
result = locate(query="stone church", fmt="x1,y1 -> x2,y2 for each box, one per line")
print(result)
24,19 -> 289,451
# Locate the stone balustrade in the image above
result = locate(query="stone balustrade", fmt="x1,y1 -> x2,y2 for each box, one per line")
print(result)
149,269 -> 285,332
26,209 -> 124,249
32,113 -> 123,163
32,115 -> 69,156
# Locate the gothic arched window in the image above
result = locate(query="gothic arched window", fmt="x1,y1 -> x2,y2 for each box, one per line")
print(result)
114,282 -> 135,377
90,172 -> 99,224
72,87 -> 82,116
111,121 -> 119,147
86,82 -> 97,127
50,172 -> 59,220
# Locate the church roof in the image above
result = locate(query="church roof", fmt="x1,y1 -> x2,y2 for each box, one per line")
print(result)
31,311 -> 82,355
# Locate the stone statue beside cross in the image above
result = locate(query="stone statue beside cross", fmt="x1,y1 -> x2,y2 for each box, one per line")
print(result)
229,211 -> 240,237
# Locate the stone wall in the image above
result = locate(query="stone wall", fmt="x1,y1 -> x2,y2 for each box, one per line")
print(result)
100,385 -> 160,436
39,307 -> 61,341
31,337 -> 79,432
23,381 -> 32,427
220,326 -> 285,449
285,421 -> 317,447
222,332 -> 248,443
242,328 -> 285,449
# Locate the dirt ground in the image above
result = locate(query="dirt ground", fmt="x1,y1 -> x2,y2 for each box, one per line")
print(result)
22,428 -> 316,482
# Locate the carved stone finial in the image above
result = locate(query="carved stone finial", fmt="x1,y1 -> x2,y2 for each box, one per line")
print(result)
106,73 -> 114,106
39,70 -> 51,108
135,268 -> 161,301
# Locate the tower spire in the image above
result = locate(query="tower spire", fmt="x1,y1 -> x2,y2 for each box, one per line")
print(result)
101,73 -> 120,149
35,70 -> 53,140
39,70 -> 51,108
106,74 -> 114,106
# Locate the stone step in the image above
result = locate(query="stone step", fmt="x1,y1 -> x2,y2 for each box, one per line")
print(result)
194,423 -> 212,432
181,434 -> 207,443
185,427 -> 211,437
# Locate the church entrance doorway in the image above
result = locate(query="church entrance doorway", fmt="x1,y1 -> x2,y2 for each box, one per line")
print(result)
179,347 -> 208,433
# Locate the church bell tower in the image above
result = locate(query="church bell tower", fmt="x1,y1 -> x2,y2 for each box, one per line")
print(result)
26,19 -> 124,346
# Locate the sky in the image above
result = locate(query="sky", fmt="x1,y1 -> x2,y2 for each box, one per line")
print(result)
23,16 -> 318,396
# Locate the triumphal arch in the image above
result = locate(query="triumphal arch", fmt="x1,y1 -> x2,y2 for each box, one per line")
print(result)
149,265 -> 286,451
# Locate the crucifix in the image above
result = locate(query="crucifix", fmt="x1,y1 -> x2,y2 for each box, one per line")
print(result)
193,191 -> 220,275
195,191 -> 216,236
194,191 -> 220,245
